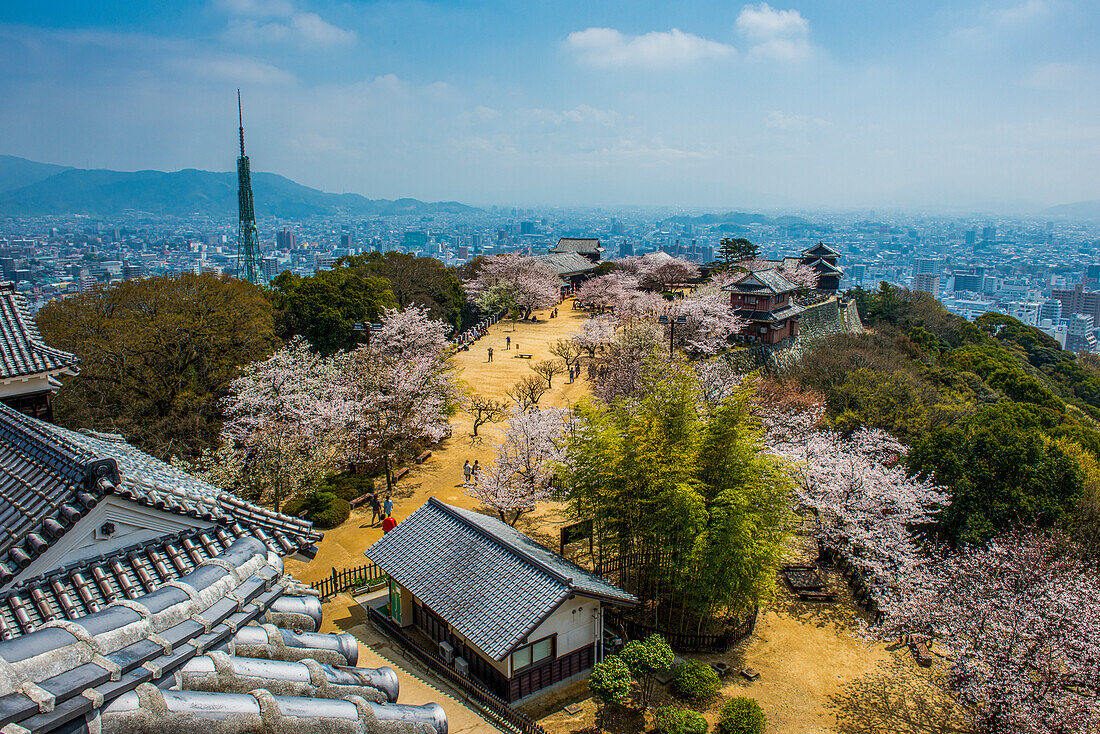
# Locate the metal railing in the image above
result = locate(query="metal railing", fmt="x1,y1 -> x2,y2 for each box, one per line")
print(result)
368,607 -> 547,734
309,563 -> 388,600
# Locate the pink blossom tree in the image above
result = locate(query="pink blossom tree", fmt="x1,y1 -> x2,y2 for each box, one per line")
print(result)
218,337 -> 344,512
571,313 -> 618,359
768,418 -> 949,613
779,262 -> 821,290
466,406 -> 571,525
336,306 -> 459,493
575,273 -> 638,312
667,291 -> 747,355
464,253 -> 560,326
882,531 -> 1100,734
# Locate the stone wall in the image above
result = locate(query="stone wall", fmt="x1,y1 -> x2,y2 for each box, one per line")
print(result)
725,296 -> 864,374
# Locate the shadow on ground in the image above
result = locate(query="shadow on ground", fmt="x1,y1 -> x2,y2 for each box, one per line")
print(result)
828,657 -> 970,734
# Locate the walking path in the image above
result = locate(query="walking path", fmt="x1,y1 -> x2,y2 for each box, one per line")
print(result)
285,303 -> 589,583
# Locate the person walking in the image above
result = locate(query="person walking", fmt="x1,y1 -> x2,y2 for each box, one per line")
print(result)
383,495 -> 393,519
487,347 -> 494,362
463,460 -> 473,485
370,494 -> 382,526
506,335 -> 511,350
472,460 -> 480,485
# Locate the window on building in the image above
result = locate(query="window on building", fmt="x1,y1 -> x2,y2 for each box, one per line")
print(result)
512,635 -> 555,671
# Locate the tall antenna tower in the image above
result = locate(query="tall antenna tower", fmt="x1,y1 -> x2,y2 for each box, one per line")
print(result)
236,90 -> 263,284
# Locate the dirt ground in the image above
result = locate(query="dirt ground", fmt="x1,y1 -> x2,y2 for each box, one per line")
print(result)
291,302 -> 967,734
534,538 -> 968,734
284,302 -> 585,585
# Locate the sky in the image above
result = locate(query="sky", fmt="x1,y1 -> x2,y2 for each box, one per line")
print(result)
1,0 -> 1098,211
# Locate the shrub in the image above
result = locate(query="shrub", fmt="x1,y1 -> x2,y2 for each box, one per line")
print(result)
589,655 -> 632,706
655,706 -> 708,734
715,697 -> 766,734
294,491 -> 351,529
671,660 -> 720,702
318,472 -> 375,502
620,634 -> 674,708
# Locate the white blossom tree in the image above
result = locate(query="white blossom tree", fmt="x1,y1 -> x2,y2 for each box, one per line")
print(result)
572,314 -> 618,359
464,253 -> 560,326
882,531 -> 1100,734
575,273 -> 638,312
336,306 -> 459,493
765,404 -> 948,614
667,291 -> 747,356
217,337 -> 345,512
466,406 -> 571,525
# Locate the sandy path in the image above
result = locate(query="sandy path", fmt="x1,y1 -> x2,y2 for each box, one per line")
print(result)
285,302 -> 591,584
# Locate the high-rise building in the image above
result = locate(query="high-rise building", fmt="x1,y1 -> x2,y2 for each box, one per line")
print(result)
915,258 -> 939,275
1066,314 -> 1097,353
340,233 -> 353,249
913,272 -> 940,298
981,226 -> 996,242
122,261 -> 144,281
1040,298 -> 1062,324
619,241 -> 634,257
520,221 -> 536,235
402,231 -> 428,251
276,229 -> 297,250
1051,282 -> 1100,326
261,256 -> 281,281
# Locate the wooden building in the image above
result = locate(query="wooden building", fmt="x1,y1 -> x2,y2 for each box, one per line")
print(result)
0,283 -> 78,421
800,243 -> 844,292
550,237 -> 603,263
366,498 -> 637,702
723,269 -> 805,344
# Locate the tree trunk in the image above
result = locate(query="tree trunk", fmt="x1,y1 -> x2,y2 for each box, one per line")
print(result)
384,454 -> 393,494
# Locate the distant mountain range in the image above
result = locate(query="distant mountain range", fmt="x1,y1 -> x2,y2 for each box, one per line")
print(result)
0,155 -> 477,218
1041,200 -> 1100,220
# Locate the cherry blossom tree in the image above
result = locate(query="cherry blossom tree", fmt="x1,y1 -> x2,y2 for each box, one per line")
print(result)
667,291 -> 747,356
767,412 -> 949,614
694,358 -> 747,407
575,273 -> 638,312
882,531 -> 1100,734
615,254 -> 699,292
586,323 -> 664,405
466,406 -> 571,525
217,337 -> 344,512
336,306 -> 459,493
464,253 -> 560,326
572,314 -> 618,359
779,262 -> 821,290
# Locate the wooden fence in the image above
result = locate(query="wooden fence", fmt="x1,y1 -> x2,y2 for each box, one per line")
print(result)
610,609 -> 758,654
368,608 -> 547,734
309,563 -> 387,600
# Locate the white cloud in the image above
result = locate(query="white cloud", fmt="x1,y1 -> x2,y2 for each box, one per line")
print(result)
564,27 -> 734,69
765,110 -> 828,131
220,0 -> 356,47
175,55 -> 296,85
954,0 -> 1051,42
1020,62 -> 1084,90
736,3 -> 812,61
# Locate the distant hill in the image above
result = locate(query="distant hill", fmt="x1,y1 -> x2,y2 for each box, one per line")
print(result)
665,211 -> 812,228
0,155 -> 72,195
1042,200 -> 1100,220
0,156 -> 477,218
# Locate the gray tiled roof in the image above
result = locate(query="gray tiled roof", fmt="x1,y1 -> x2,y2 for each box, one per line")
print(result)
551,238 -> 602,254
0,404 -> 320,586
534,253 -> 598,277
722,268 -> 799,295
0,284 -> 78,380
365,498 -> 636,661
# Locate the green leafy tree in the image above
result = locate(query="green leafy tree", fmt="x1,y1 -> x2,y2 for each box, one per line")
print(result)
716,697 -> 766,734
563,358 -> 794,632
619,635 -> 674,709
338,251 -> 465,330
715,238 -> 758,271
909,402 -> 1084,545
270,268 -> 396,355
589,655 -> 633,707
37,272 -> 276,460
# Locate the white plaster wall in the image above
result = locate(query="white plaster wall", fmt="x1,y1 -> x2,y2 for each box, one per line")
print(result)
5,496 -> 214,591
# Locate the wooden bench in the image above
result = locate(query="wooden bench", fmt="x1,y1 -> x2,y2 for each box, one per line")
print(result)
514,353 -> 533,359
349,494 -> 372,509
911,640 -> 934,667
415,450 -> 432,464
393,467 -> 410,481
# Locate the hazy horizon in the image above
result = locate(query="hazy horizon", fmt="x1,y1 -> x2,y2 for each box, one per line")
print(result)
2,1 -> 1098,212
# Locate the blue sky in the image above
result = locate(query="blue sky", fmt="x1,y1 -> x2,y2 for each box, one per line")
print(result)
1,0 -> 1098,210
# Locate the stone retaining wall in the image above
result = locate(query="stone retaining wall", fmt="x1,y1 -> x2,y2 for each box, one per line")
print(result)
725,296 -> 864,374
